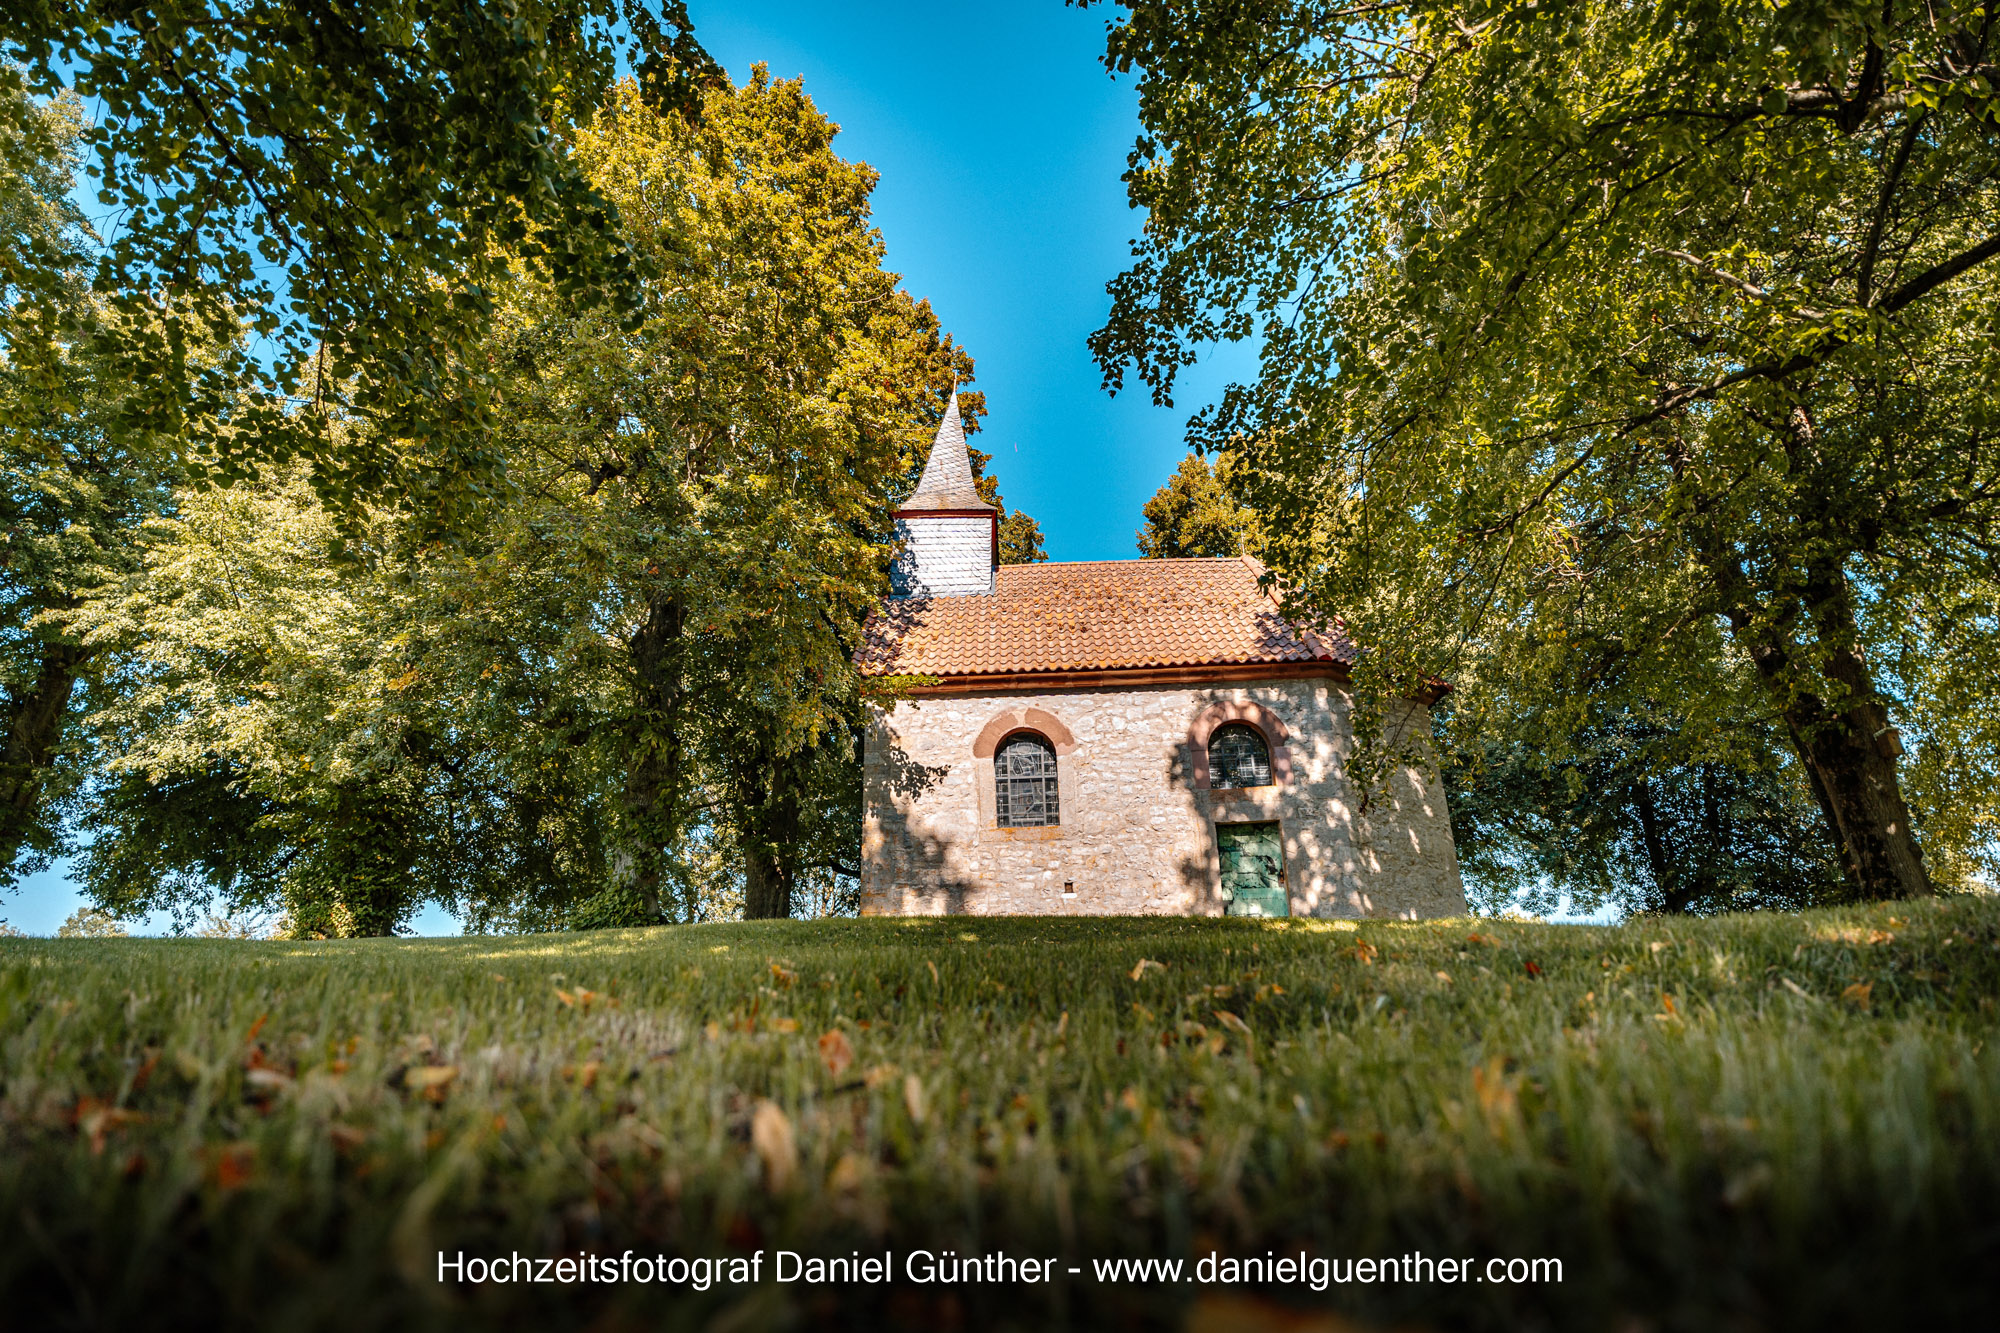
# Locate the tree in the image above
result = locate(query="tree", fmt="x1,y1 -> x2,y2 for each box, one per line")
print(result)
76,71 -> 971,931
1,3 -> 712,523
1137,451 -> 1255,558
1091,0 -> 2000,899
0,86 -> 185,887
56,905 -> 124,937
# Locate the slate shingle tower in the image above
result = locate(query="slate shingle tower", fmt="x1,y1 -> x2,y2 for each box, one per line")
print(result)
890,390 -> 998,597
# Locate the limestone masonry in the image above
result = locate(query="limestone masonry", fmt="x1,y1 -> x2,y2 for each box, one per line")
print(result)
856,389 -> 1466,919
861,681 -> 1466,918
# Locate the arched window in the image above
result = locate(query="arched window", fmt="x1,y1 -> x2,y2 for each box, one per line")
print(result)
1208,723 -> 1273,790
995,732 -> 1060,827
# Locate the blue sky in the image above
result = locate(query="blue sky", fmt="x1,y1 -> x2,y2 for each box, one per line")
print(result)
2,1 -> 1256,937
686,0 -> 1256,552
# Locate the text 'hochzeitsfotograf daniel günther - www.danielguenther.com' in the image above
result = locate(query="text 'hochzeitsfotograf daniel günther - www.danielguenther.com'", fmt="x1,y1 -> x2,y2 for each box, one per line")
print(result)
436,1249 -> 1565,1290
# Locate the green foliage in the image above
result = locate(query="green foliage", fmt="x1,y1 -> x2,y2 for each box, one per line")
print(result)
1091,0 -> 2000,900
1446,703 -> 1847,917
1136,451 -> 1254,558
997,510 -> 1048,565
3,900 -> 1998,1326
71,70 -> 966,931
0,2 -> 713,525
52,905 -> 122,937
0,83 -> 185,886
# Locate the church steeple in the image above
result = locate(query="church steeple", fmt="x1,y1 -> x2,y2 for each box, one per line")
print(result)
901,389 -> 996,513
891,387 -> 999,597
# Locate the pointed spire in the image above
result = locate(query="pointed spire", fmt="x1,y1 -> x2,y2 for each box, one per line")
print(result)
899,386 -> 996,513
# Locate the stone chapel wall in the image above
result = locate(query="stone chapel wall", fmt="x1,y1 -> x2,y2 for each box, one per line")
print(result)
859,677 -> 1467,918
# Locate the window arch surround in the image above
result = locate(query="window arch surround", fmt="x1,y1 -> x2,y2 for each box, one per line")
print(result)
1189,700 -> 1294,790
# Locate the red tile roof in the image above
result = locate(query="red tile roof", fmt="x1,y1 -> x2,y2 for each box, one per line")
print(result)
857,557 -> 1353,679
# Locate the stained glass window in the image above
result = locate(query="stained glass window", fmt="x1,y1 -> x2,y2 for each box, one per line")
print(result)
995,733 -> 1060,827
1209,723 -> 1273,789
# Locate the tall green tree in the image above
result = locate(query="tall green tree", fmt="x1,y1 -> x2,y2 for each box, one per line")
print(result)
1,3 -> 711,524
77,71 -> 973,932
1091,0 -> 2000,899
0,86 -> 186,886
1137,451 -> 1255,558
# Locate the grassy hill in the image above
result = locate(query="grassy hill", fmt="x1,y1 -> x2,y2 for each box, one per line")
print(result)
4,898 -> 1997,1331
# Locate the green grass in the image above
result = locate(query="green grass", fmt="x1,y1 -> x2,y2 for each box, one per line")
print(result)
5,899 -> 1998,1331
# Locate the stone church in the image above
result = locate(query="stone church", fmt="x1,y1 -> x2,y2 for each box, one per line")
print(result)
855,393 -> 1466,919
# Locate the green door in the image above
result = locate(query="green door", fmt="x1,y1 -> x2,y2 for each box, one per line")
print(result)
1218,822 -> 1289,917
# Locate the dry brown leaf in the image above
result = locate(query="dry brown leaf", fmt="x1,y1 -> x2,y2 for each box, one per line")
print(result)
750,1100 -> 797,1191
817,1029 -> 854,1079
209,1143 -> 256,1191
769,1017 -> 799,1034
769,962 -> 798,988
244,1067 -> 292,1095
828,1152 -> 867,1193
1841,981 -> 1874,1009
903,1073 -> 927,1125
1129,958 -> 1167,981
402,1065 -> 458,1093
1213,1010 -> 1252,1036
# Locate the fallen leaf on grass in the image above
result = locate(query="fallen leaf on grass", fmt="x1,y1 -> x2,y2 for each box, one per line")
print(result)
751,1100 -> 796,1191
1353,942 -> 1378,965
1213,1010 -> 1252,1037
1523,960 -> 1543,977
209,1143 -> 256,1191
554,987 -> 613,1010
1130,958 -> 1166,980
1434,971 -> 1453,984
769,962 -> 798,988
903,1074 -> 927,1125
828,1152 -> 867,1193
73,1099 -> 146,1155
244,1067 -> 293,1097
1841,981 -> 1874,1009
563,1062 -> 603,1088
818,1030 -> 854,1079
769,1017 -> 799,1034
393,1065 -> 458,1100
1054,1010 -> 1069,1038
328,1122 -> 369,1152
926,959 -> 940,986
1472,1056 -> 1519,1133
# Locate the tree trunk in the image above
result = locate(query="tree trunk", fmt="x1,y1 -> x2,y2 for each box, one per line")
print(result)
1631,777 -> 1692,913
739,746 -> 800,920
620,594 -> 686,919
0,642 -> 90,875
1702,555 -> 1929,901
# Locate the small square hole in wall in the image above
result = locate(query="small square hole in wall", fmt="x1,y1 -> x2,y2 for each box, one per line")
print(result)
1062,880 -> 1076,899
